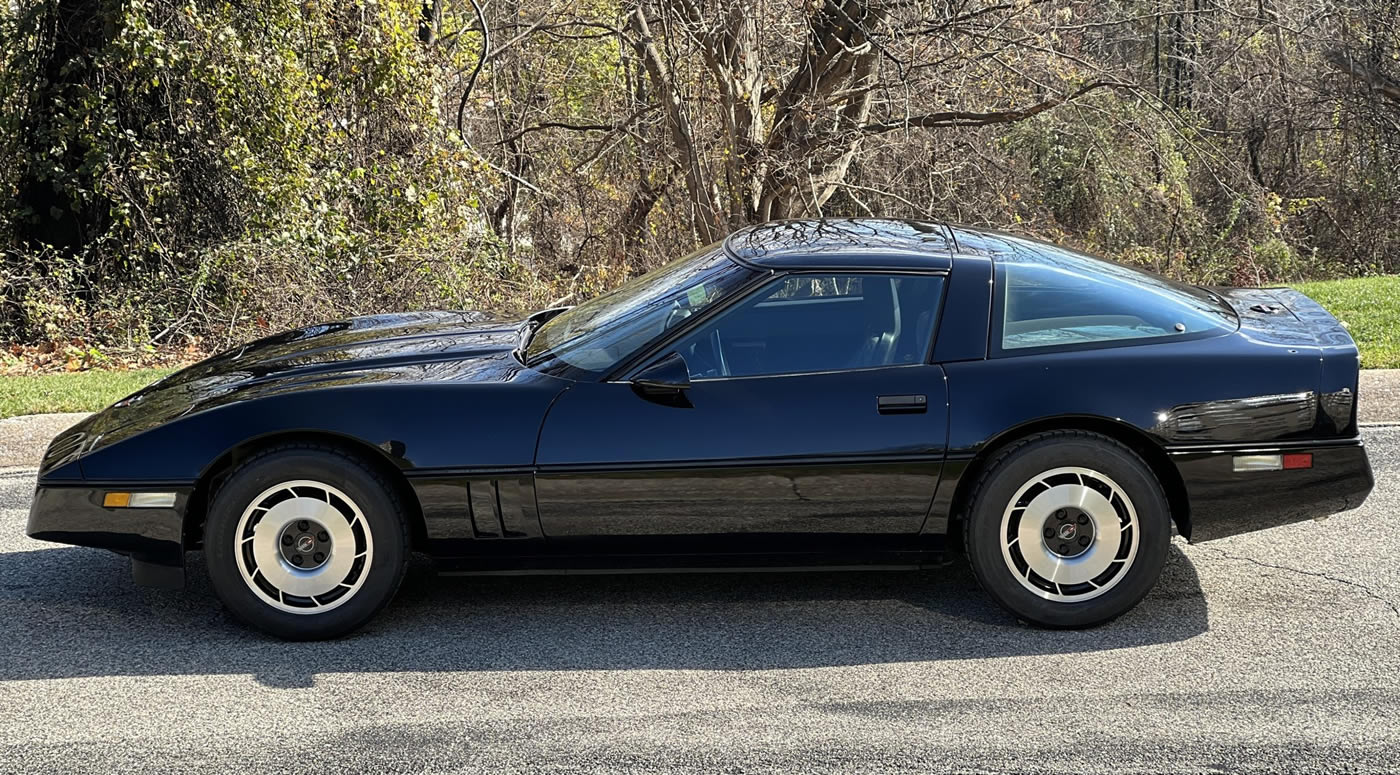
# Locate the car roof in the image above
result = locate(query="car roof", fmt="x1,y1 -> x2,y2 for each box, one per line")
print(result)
945,224 -> 1069,259
723,219 -> 956,272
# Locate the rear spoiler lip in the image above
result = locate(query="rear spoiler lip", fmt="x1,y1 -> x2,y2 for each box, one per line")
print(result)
1263,287 -> 1359,352
1209,286 -> 1358,352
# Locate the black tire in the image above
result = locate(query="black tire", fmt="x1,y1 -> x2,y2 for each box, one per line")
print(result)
962,430 -> 1171,628
204,444 -> 410,640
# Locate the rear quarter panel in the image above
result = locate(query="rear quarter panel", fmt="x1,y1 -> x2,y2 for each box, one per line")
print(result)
943,331 -> 1333,456
935,326 -> 1366,541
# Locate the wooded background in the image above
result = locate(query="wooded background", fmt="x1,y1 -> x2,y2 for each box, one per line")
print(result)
2,0 -> 1398,355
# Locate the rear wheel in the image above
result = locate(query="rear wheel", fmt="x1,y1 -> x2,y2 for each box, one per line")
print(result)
205,445 -> 409,640
962,431 -> 1171,627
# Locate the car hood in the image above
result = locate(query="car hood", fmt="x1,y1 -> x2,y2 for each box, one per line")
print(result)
164,310 -> 521,385
50,312 -> 530,469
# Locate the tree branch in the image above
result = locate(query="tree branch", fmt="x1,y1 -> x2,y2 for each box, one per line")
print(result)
627,8 -> 722,242
497,121 -> 615,144
497,102 -> 658,147
455,0 -> 490,144
860,80 -> 1138,134
1323,49 -> 1400,106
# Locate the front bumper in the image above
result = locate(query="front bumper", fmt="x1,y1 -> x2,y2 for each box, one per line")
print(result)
1171,438 -> 1374,542
27,483 -> 192,585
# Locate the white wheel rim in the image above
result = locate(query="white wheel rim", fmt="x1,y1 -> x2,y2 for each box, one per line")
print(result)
235,480 -> 374,615
999,466 -> 1139,602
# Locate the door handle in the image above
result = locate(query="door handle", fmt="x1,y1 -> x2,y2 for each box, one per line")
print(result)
877,394 -> 927,414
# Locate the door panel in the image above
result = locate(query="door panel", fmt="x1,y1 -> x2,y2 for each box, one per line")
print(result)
537,462 -> 937,539
534,366 -> 949,553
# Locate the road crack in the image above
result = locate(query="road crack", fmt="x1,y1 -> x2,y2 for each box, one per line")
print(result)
1193,543 -> 1400,620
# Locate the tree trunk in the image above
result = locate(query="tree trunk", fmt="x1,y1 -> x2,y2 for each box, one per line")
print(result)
628,8 -> 723,243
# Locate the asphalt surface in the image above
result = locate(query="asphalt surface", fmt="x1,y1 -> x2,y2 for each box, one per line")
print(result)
0,413 -> 87,468
1,432 -> 1398,773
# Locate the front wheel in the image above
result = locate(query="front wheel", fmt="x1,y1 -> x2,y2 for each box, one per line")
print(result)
204,445 -> 409,640
962,431 -> 1171,628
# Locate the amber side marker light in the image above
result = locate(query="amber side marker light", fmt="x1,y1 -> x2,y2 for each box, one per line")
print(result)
1232,453 -> 1313,472
103,492 -> 177,508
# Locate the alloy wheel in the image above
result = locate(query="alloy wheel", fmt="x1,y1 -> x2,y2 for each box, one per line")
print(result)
234,479 -> 374,614
998,466 -> 1140,602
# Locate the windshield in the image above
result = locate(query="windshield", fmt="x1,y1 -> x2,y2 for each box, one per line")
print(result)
525,244 -> 754,374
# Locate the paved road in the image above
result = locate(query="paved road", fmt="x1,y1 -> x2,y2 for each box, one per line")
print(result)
1,432 -> 1398,773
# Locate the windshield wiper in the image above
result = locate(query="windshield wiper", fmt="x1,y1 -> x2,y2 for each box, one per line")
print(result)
513,319 -> 540,365
514,306 -> 574,366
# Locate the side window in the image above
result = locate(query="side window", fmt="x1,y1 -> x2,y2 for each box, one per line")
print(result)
999,248 -> 1236,351
763,275 -> 865,301
668,273 -> 944,379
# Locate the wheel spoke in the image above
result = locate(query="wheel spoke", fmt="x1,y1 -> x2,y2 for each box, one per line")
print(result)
1000,466 -> 1139,604
234,479 -> 375,615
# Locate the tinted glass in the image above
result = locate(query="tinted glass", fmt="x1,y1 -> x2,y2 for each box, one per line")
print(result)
526,244 -> 754,373
670,273 -> 944,379
999,242 -> 1237,351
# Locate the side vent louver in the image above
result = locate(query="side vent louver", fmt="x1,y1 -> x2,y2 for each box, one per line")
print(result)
466,479 -> 536,539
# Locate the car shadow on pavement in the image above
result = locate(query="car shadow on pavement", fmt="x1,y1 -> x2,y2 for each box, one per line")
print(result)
0,543 -> 1207,685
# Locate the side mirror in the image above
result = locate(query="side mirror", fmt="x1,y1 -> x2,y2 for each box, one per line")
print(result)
631,352 -> 692,406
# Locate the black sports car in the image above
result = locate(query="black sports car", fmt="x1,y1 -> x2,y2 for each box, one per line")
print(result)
28,219 -> 1373,639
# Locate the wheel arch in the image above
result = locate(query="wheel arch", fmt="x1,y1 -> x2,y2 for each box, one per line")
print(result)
946,415 -> 1190,540
184,430 -> 427,552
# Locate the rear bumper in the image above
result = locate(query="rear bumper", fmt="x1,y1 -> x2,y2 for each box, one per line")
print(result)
26,483 -> 191,581
1170,438 -> 1373,542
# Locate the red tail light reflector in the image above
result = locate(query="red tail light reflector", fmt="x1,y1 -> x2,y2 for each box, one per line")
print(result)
1282,453 -> 1313,470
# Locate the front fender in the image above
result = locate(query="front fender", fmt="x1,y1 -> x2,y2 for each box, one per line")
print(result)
75,379 -> 568,483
